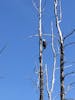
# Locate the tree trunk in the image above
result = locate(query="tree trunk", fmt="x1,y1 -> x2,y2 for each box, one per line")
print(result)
60,41 -> 65,100
39,37 -> 44,100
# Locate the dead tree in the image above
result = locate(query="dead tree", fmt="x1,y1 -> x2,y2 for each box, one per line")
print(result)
32,0 -> 47,99
54,0 -> 75,99
31,0 -> 45,100
54,0 -> 65,100
39,0 -> 44,100
31,0 -> 75,99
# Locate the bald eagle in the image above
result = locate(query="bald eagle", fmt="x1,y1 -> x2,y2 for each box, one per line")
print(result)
42,39 -> 46,49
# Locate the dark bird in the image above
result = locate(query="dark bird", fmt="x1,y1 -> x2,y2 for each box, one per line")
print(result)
42,39 -> 46,49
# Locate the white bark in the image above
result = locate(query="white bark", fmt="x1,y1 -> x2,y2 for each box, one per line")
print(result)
50,22 -> 56,100
45,23 -> 56,100
54,0 -> 63,43
54,0 -> 65,100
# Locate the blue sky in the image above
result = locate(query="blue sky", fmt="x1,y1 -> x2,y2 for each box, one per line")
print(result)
0,0 -> 75,100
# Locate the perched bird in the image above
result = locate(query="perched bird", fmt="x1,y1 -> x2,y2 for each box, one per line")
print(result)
42,39 -> 46,49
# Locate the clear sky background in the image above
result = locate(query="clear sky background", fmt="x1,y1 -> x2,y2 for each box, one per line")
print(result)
0,0 -> 75,100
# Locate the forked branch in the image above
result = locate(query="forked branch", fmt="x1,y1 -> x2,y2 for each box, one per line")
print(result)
45,22 -> 56,100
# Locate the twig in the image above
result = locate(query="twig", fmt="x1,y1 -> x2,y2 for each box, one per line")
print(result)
64,29 -> 75,40
65,82 -> 75,95
56,65 -> 73,70
32,0 -> 39,12
64,71 -> 75,78
65,61 -> 75,64
64,42 -> 75,48
0,44 -> 7,55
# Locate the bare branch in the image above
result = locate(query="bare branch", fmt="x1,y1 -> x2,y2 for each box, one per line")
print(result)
34,63 -> 40,89
45,22 -> 57,100
65,82 -> 75,95
0,44 -> 7,55
32,0 -> 46,13
56,65 -> 73,70
65,61 -> 75,64
59,0 -> 62,21
53,92 -> 75,100
64,65 -> 73,69
64,29 -> 75,40
54,0 -> 63,43
25,34 -> 39,40
64,71 -> 75,78
64,98 -> 75,100
53,92 -> 60,100
64,42 -> 75,48
37,71 -> 40,89
50,22 -> 56,94
69,82 -> 75,86
32,0 -> 39,12
41,0 -> 46,12
45,64 -> 50,97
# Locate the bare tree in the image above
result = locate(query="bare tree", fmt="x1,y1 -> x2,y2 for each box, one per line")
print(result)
54,0 -> 65,99
31,0 -> 75,100
39,0 -> 44,100
54,0 -> 75,99
32,0 -> 44,100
